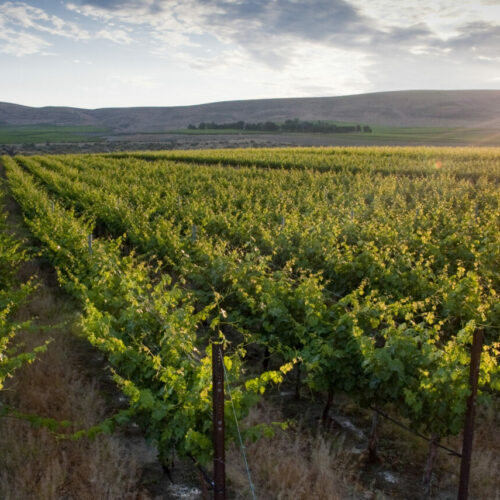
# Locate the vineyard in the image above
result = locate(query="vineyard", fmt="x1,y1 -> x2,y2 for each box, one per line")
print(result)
0,180 -> 47,394
1,146 -> 499,498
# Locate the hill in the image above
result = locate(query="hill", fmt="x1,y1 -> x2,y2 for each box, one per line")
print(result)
1,90 -> 499,133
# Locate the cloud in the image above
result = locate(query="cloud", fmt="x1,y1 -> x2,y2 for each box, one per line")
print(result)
72,0 -> 373,47
0,29 -> 51,56
0,2 -> 141,56
362,19 -> 500,92
205,0 -> 368,42
66,0 -> 500,97
70,0 -> 431,68
443,21 -> 500,58
96,28 -> 132,44
1,2 -> 90,40
71,0 -> 476,63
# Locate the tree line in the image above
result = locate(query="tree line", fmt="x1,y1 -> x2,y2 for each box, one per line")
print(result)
187,119 -> 372,133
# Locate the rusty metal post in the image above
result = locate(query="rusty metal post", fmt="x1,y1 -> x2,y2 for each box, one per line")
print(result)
212,342 -> 225,500
423,434 -> 439,496
368,409 -> 380,463
457,329 -> 484,500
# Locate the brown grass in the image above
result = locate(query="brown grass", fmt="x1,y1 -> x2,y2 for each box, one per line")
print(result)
0,272 -> 152,500
226,405 -> 362,500
224,391 -> 500,500
436,401 -> 500,500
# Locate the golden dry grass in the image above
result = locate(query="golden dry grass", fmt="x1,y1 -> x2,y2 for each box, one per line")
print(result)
226,405 -> 362,500
0,277 -> 151,500
436,401 -> 500,500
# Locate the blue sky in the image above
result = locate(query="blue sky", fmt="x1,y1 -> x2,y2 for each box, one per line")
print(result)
1,0 -> 500,108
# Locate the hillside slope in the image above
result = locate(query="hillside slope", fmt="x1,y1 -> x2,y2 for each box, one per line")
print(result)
1,90 -> 499,132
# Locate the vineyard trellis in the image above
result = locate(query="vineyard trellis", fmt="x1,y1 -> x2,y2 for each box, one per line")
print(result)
1,147 -> 499,498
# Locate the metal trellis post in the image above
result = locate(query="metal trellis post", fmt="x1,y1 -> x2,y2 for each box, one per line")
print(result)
212,342 -> 225,500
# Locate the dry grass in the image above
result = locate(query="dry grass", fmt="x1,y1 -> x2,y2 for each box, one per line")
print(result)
226,405 -> 362,500
225,392 -> 500,500
0,273 -> 152,500
436,401 -> 500,500
345,397 -> 500,499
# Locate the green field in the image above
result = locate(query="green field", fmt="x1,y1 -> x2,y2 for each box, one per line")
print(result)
3,123 -> 499,148
164,125 -> 500,146
0,125 -> 107,144
165,128 -> 268,135
2,147 -> 499,497
369,125 -> 500,144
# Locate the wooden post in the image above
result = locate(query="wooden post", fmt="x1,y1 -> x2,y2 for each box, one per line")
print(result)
212,342 -> 225,500
197,469 -> 210,500
457,329 -> 484,500
423,434 -> 439,496
88,234 -> 93,255
368,410 -> 380,463
321,389 -> 333,426
294,361 -> 301,400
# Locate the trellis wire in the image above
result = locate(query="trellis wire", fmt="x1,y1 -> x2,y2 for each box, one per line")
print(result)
221,351 -> 256,500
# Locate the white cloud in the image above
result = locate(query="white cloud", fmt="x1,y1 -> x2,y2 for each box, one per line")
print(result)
479,55 -> 500,61
61,0 -> 500,101
0,2 -> 140,57
2,0 -> 499,108
66,1 -> 207,39
0,2 -> 90,40
0,28 -> 51,56
96,28 -> 132,44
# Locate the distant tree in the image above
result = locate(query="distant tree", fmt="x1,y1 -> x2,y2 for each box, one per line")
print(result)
191,119 -> 366,134
263,121 -> 279,131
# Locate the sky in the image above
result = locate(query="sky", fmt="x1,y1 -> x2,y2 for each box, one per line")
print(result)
1,0 -> 500,108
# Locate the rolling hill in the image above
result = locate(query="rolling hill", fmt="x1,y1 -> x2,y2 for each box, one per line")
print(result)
1,90 -> 500,134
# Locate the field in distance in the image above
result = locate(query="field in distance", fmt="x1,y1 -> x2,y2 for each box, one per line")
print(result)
0,124 -> 107,144
157,124 -> 500,146
2,124 -> 500,153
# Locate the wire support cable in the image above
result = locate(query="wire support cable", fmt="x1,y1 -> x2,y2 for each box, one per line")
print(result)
221,352 -> 257,500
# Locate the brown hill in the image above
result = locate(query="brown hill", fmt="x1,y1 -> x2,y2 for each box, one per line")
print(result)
1,90 -> 499,132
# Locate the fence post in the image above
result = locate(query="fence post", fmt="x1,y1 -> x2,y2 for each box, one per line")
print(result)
88,234 -> 93,255
212,342 -> 225,500
457,329 -> 484,500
